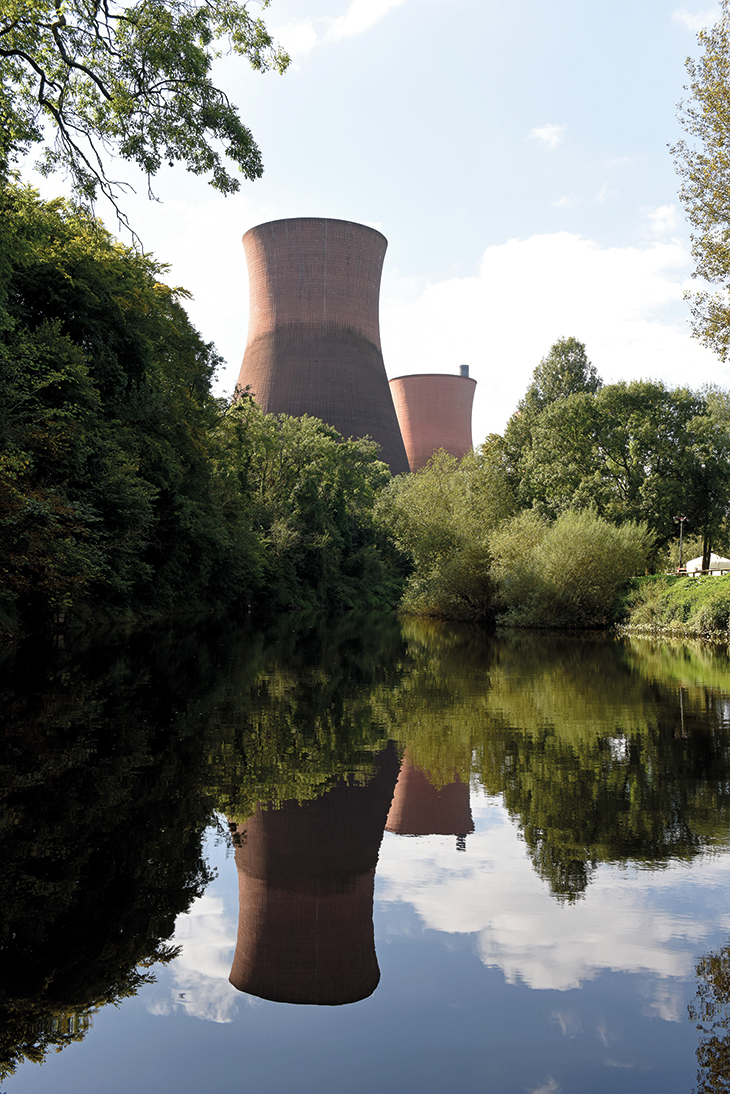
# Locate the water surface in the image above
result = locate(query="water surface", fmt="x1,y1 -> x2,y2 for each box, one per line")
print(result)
2,615 -> 730,1093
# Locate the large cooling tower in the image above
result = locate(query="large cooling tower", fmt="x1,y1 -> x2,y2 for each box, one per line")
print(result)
389,369 -> 476,472
235,217 -> 410,475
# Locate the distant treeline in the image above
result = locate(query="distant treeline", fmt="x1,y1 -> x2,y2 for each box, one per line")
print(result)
4,187 -> 730,636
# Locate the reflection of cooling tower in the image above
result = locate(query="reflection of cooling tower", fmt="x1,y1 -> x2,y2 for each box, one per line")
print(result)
389,372 -> 476,472
386,751 -> 474,845
235,218 -> 410,475
228,742 -> 399,1005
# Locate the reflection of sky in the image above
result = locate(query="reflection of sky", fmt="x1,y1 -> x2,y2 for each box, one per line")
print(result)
375,791 -> 730,994
12,795 -> 730,1094
146,891 -> 240,1023
145,791 -> 730,1027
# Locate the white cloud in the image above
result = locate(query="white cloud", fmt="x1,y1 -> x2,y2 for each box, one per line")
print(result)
274,0 -> 409,59
324,0 -> 409,42
551,194 -> 577,208
275,19 -> 320,58
595,182 -> 616,203
646,203 -> 679,233
529,124 -> 567,150
672,6 -> 720,32
380,230 -> 726,443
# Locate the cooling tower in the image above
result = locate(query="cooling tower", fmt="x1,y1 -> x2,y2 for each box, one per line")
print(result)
228,742 -> 399,1005
235,218 -> 410,475
389,370 -> 477,472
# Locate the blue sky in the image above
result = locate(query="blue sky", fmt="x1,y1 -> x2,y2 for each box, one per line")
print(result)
34,0 -> 729,445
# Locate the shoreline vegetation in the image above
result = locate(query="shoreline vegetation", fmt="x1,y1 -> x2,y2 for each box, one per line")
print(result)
4,187 -> 730,644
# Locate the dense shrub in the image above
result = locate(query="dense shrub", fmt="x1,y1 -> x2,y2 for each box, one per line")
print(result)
491,510 -> 654,627
376,444 -> 515,621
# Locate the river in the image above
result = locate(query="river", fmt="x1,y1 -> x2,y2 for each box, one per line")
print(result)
2,612 -> 730,1093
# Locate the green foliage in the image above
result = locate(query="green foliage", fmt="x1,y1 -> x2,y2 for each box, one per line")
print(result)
218,398 -> 405,611
376,443 -> 516,620
520,336 -> 602,415
504,341 -> 730,559
0,182 -> 256,633
673,0 -> 730,359
0,0 -> 289,221
491,509 -> 653,628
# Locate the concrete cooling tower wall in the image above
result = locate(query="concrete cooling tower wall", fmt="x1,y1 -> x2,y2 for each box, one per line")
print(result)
235,217 -> 409,475
389,372 -> 476,472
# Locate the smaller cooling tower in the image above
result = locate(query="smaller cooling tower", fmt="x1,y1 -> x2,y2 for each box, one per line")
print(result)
389,370 -> 476,472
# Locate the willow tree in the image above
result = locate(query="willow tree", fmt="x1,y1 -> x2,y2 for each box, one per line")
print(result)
673,1 -> 730,358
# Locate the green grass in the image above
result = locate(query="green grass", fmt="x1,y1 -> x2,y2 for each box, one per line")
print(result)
622,573 -> 730,636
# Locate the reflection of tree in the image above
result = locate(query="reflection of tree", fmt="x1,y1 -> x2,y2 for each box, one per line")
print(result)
205,611 -> 407,819
0,610 -> 410,1074
391,626 -> 730,902
0,621 -> 222,1078
689,943 -> 730,1094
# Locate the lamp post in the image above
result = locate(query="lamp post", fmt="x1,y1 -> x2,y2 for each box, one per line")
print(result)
674,515 -> 688,571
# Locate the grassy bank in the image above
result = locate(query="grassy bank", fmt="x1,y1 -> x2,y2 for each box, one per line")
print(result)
621,573 -> 730,637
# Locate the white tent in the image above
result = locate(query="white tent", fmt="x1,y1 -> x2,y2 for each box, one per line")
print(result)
685,553 -> 730,572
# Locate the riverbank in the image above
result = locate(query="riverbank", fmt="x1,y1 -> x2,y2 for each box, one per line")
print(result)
619,573 -> 730,639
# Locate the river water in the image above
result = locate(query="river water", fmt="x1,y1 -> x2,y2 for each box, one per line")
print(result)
2,612 -> 730,1093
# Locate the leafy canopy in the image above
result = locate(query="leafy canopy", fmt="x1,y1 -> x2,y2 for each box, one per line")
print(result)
0,0 -> 289,223
673,0 -> 730,357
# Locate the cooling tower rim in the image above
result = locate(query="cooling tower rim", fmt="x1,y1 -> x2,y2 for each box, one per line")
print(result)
389,372 -> 477,385
243,217 -> 387,246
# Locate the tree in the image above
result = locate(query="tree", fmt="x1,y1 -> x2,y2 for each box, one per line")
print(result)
0,0 -> 289,223
673,0 -> 730,358
217,398 -> 405,610
508,378 -> 727,554
503,337 -> 601,500
520,336 -> 602,415
0,182 -> 257,632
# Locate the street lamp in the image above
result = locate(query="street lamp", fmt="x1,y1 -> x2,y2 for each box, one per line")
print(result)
674,515 -> 688,571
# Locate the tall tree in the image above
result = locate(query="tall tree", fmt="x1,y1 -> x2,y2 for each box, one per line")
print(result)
673,0 -> 730,358
0,0 -> 289,223
520,336 -> 602,415
503,337 -> 601,499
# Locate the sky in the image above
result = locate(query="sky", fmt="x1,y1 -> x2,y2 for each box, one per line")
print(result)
28,0 -> 730,445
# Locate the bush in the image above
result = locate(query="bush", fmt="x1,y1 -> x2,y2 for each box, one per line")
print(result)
491,510 -> 653,627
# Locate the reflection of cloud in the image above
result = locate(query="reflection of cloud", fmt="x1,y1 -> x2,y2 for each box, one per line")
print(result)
147,893 -> 239,1023
528,1079 -> 561,1094
552,1010 -> 580,1037
529,123 -> 567,149
644,981 -> 684,1023
376,795 -> 724,994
